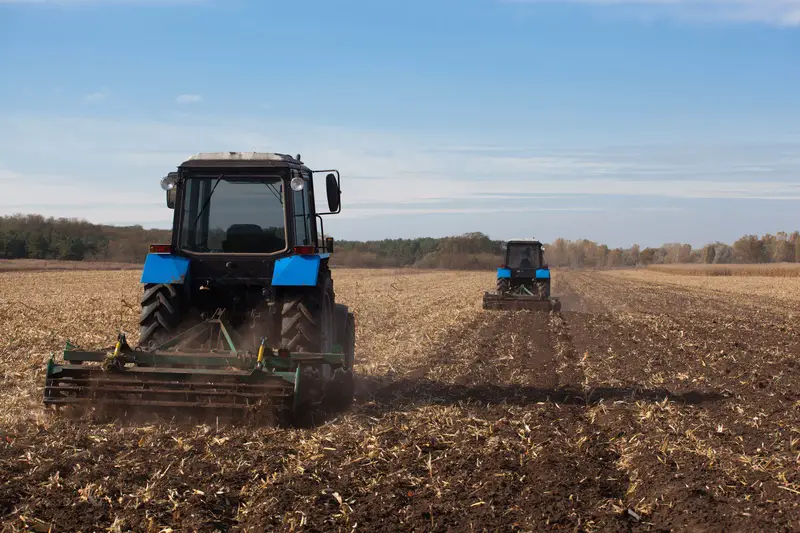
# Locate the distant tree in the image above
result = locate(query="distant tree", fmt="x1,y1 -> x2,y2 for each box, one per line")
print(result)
26,233 -> 49,259
702,244 -> 716,264
713,243 -> 734,264
639,248 -> 657,265
58,237 -> 86,260
606,248 -> 624,267
771,232 -> 793,262
793,232 -> 800,263
3,233 -> 27,258
733,235 -> 765,263
624,244 -> 640,266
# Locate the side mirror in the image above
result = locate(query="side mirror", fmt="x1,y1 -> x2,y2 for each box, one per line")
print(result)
163,171 -> 179,209
325,173 -> 340,212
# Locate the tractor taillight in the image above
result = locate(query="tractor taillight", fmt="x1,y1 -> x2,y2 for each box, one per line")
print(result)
150,244 -> 172,254
293,245 -> 315,255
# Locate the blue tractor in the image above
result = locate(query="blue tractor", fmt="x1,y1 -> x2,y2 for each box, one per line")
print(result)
44,152 -> 355,425
482,239 -> 561,312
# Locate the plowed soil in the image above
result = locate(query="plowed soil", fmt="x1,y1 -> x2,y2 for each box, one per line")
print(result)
1,268 -> 798,532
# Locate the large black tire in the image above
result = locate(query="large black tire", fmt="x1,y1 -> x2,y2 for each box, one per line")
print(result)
280,267 -> 335,425
325,306 -> 356,410
279,269 -> 334,354
496,278 -> 510,295
139,283 -> 182,348
333,303 -> 355,370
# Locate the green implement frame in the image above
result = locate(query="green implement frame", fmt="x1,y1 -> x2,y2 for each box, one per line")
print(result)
43,310 -> 348,420
482,285 -> 562,311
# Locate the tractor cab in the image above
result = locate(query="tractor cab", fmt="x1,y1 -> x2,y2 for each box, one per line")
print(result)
504,240 -> 546,272
160,152 -> 340,259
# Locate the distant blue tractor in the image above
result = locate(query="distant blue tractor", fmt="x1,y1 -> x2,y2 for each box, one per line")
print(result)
483,240 -> 561,311
44,152 -> 355,425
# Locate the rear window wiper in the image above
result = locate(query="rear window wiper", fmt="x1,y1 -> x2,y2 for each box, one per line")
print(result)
193,174 -> 224,228
266,182 -> 283,205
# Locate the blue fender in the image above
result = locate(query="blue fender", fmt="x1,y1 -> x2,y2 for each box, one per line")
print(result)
140,254 -> 190,284
497,268 -> 512,279
272,254 -> 330,287
535,268 -> 551,279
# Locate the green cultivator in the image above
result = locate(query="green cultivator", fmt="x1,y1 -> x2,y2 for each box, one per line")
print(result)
44,309 -> 355,424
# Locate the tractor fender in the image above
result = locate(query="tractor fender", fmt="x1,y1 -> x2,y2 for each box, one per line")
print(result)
497,268 -> 512,279
271,254 -> 330,287
140,253 -> 190,284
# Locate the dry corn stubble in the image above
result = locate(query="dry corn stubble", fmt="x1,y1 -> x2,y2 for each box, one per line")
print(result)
1,267 -> 799,532
559,270 -> 800,529
648,262 -> 800,278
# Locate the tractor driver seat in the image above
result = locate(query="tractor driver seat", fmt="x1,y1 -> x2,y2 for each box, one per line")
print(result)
222,224 -> 265,253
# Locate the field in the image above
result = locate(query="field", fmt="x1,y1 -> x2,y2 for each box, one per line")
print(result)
1,268 -> 799,532
648,263 -> 800,277
0,259 -> 140,272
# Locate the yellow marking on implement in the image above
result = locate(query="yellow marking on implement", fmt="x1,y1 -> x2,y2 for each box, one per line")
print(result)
257,343 -> 266,363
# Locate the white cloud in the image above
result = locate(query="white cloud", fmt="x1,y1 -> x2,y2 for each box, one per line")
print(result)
175,94 -> 203,104
505,0 -> 800,26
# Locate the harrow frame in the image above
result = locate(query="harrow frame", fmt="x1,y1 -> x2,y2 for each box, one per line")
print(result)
43,310 -> 350,421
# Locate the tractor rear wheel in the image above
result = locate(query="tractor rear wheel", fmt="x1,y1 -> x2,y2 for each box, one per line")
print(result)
280,268 -> 335,425
279,270 -> 334,354
325,307 -> 356,410
496,278 -> 510,295
139,283 -> 182,348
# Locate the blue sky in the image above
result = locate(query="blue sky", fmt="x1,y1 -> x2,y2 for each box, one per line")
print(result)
0,0 -> 798,248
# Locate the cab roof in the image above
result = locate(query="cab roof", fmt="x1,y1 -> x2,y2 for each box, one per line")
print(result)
506,239 -> 543,246
180,151 -> 307,169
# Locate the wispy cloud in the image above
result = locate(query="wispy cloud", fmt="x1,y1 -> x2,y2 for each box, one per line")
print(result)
83,90 -> 108,102
175,94 -> 203,104
504,0 -> 800,26
0,114 -> 798,242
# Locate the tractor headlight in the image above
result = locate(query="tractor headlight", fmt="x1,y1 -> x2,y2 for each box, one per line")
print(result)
160,175 -> 177,191
290,176 -> 305,192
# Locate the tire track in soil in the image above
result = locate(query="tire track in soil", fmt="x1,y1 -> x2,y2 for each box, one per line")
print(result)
346,303 -> 638,531
554,271 -> 800,532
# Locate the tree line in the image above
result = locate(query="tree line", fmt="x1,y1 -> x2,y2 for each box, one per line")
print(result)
0,214 -> 170,263
1,214 -> 799,269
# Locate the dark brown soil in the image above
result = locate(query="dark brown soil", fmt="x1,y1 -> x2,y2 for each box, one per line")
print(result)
1,271 -> 799,532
